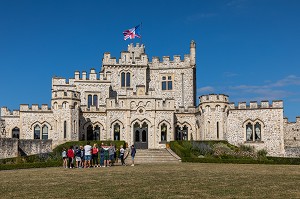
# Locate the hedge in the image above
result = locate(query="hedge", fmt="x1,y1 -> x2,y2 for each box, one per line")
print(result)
0,160 -> 61,170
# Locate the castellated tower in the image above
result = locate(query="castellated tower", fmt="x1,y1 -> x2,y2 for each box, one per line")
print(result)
51,90 -> 81,145
199,94 -> 229,140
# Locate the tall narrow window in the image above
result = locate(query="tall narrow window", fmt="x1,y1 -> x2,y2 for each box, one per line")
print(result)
34,125 -> 40,139
182,125 -> 188,140
94,125 -> 100,140
246,123 -> 253,141
161,124 -> 167,141
217,122 -> 219,139
254,123 -> 261,141
42,125 -> 48,140
121,72 -> 125,87
126,72 -> 131,87
64,121 -> 67,139
93,95 -> 98,107
114,123 -> 120,141
88,95 -> 92,108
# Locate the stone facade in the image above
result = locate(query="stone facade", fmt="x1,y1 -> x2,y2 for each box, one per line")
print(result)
1,41 -> 299,157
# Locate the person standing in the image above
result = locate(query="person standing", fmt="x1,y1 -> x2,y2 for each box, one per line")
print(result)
99,143 -> 105,167
62,148 -> 67,168
84,141 -> 92,168
108,143 -> 116,166
120,145 -> 126,166
130,145 -> 136,166
67,146 -> 75,168
92,143 -> 99,167
75,146 -> 82,168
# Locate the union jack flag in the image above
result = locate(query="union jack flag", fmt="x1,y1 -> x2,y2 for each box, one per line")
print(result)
123,25 -> 141,40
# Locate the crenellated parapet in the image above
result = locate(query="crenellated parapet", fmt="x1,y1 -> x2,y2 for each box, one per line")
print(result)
149,54 -> 191,69
19,104 -> 51,112
200,94 -> 229,104
0,107 -> 20,116
228,100 -> 283,110
102,43 -> 148,66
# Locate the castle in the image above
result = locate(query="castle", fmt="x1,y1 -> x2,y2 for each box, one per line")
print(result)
1,41 -> 299,157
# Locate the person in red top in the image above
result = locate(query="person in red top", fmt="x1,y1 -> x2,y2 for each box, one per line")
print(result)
67,146 -> 75,168
92,143 -> 99,167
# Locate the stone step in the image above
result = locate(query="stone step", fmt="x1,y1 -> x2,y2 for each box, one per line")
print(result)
132,148 -> 181,164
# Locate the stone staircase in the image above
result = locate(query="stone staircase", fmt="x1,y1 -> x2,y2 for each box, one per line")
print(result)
132,148 -> 181,164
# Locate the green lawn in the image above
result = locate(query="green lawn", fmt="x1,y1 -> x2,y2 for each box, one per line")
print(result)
0,163 -> 299,198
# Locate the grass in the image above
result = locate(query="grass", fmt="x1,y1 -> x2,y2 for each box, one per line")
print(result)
0,163 -> 299,198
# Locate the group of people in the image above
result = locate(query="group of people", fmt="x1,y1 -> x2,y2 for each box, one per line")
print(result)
62,142 -> 136,168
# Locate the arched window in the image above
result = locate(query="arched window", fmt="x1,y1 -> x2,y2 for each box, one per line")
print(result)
12,127 -> 20,139
53,102 -> 58,110
114,123 -> 120,141
34,125 -> 40,139
182,125 -> 188,140
121,72 -> 125,87
205,105 -> 210,113
246,123 -> 253,141
62,101 -> 68,109
94,125 -> 100,140
64,121 -> 67,139
126,72 -> 131,87
121,72 -> 131,88
161,123 -> 167,141
93,95 -> 98,107
88,95 -> 92,108
42,125 -> 48,140
254,123 -> 261,141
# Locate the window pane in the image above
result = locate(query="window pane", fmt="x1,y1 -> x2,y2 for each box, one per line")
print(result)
34,125 -> 40,139
135,130 -> 140,142
64,121 -> 67,139
162,76 -> 166,80
121,72 -> 125,87
42,126 -> 48,140
126,72 -> 130,87
88,95 -> 92,108
12,127 -> 20,139
255,123 -> 261,141
93,95 -> 98,107
142,130 -> 147,142
114,124 -> 120,141
168,76 -> 172,80
246,123 -> 253,141
168,81 -> 173,90
162,82 -> 166,90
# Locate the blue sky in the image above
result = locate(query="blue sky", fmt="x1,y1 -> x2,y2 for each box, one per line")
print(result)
0,0 -> 300,121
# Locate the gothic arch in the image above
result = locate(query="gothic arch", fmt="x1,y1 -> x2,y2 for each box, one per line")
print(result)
30,121 -> 52,130
157,119 -> 171,129
131,118 -> 152,128
110,119 -> 124,129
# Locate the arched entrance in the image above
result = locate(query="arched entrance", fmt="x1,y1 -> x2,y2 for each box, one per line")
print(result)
133,122 -> 148,149
86,125 -> 100,141
175,125 -> 188,140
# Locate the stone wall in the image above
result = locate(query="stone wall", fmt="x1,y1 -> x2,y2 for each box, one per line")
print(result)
0,138 -> 18,159
0,138 -> 52,159
19,139 -> 52,156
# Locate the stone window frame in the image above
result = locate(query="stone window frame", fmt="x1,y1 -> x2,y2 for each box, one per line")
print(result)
12,127 -> 20,139
34,124 -> 49,140
86,92 -> 100,108
120,71 -> 132,88
243,119 -> 264,143
160,74 -> 174,91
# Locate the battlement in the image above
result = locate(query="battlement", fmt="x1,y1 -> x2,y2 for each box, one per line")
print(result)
0,107 -> 20,117
200,94 -> 229,104
284,116 -> 300,123
102,43 -> 148,66
52,90 -> 81,100
19,104 -> 51,112
149,54 -> 191,69
228,100 -> 283,110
